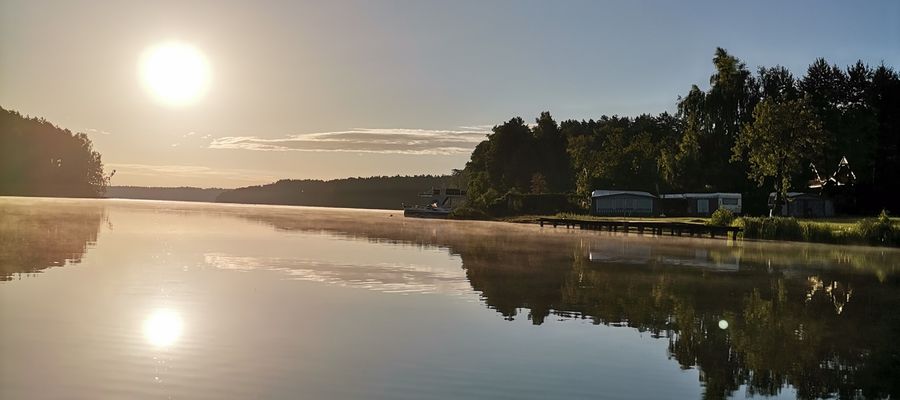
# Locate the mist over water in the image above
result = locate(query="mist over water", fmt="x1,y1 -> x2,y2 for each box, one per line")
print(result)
1,197 -> 898,399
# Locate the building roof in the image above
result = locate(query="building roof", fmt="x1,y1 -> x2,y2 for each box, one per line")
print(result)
768,192 -> 820,199
591,190 -> 656,198
661,192 -> 741,199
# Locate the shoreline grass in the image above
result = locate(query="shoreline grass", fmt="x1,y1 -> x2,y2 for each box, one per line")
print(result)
484,210 -> 899,247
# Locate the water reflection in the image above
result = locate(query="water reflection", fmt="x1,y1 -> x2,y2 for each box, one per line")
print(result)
0,198 -> 104,280
2,198 -> 900,399
143,309 -> 183,347
203,252 -> 472,295
234,208 -> 900,400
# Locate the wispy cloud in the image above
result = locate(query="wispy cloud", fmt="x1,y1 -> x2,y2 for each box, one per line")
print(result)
84,128 -> 112,135
107,163 -> 276,183
208,127 -> 491,155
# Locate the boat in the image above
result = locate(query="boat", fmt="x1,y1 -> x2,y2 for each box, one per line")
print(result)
403,188 -> 467,219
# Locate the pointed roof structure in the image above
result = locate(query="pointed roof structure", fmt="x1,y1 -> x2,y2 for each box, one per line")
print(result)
827,156 -> 856,187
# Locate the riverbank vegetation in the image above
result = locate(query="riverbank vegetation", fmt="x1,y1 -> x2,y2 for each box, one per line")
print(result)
460,48 -> 900,216
736,211 -> 899,246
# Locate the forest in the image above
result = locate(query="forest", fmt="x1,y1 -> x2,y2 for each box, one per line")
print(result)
0,107 -> 110,197
106,186 -> 226,203
216,175 -> 458,210
462,48 -> 900,215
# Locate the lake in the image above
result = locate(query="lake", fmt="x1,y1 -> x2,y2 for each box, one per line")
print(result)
1,197 -> 898,399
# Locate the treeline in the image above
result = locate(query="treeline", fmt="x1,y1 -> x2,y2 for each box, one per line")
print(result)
0,107 -> 110,197
106,186 -> 226,203
216,175 -> 459,210
462,48 -> 900,215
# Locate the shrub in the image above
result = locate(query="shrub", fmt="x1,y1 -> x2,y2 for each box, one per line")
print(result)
855,210 -> 896,245
708,208 -> 736,226
449,206 -> 492,220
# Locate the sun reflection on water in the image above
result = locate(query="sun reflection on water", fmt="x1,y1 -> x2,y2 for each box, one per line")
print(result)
143,309 -> 183,347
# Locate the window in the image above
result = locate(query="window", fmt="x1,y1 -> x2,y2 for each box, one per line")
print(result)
722,198 -> 739,206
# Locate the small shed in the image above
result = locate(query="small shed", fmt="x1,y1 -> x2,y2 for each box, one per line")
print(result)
769,192 -> 834,218
660,193 -> 742,216
591,190 -> 656,216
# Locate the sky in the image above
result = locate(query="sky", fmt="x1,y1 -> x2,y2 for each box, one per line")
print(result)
1,0 -> 898,188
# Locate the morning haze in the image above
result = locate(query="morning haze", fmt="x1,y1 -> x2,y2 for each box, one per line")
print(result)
1,0 -> 897,187
4,2 -> 900,399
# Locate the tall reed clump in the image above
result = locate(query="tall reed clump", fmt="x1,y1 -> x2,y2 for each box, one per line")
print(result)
740,217 -> 803,241
735,210 -> 897,246
855,210 -> 897,245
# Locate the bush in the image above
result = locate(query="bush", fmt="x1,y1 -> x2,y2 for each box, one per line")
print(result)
448,206 -> 493,220
708,208 -> 736,226
855,210 -> 896,245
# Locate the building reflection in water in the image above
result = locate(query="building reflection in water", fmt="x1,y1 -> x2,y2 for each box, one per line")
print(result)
2,199 -> 898,400
238,209 -> 900,400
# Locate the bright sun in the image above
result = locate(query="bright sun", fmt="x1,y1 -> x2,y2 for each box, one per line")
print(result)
143,309 -> 184,347
140,42 -> 210,106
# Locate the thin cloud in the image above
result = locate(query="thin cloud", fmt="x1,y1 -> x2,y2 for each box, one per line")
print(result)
107,163 -> 276,183
209,127 -> 491,155
84,128 -> 112,135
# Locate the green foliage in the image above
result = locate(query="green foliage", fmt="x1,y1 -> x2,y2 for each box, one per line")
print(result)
448,206 -> 492,220
461,48 -> 899,216
732,98 -> 825,208
0,107 -> 110,197
708,208 -> 736,226
855,210 -> 896,245
737,212 -> 898,246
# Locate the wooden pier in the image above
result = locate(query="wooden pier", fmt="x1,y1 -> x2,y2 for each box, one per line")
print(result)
538,218 -> 742,240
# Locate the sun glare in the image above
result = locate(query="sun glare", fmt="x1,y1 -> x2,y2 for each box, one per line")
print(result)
140,42 -> 210,106
143,309 -> 184,347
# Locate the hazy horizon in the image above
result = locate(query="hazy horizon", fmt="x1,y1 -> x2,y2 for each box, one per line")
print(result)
2,0 -> 898,187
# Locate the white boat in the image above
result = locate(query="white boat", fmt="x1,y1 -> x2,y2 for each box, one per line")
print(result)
403,188 -> 467,219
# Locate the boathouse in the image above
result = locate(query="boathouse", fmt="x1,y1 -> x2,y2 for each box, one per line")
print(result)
660,193 -> 742,216
590,190 -> 656,216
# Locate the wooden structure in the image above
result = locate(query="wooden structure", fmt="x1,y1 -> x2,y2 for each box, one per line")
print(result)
660,192 -> 742,216
538,217 -> 742,240
590,190 -> 656,216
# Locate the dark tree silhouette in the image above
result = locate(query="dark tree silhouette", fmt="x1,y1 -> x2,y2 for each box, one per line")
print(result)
462,49 -> 899,215
1,107 -> 110,197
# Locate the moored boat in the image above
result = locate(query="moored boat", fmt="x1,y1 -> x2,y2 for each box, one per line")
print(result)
403,188 -> 467,219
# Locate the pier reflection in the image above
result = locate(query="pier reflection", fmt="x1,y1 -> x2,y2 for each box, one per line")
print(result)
2,199 -> 898,399
238,208 -> 900,400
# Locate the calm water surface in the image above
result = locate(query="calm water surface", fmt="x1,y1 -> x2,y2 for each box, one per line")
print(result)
1,197 -> 899,399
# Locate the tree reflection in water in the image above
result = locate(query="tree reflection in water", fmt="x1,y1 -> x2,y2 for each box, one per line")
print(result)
1,200 -> 897,399
0,200 -> 104,281
241,209 -> 899,400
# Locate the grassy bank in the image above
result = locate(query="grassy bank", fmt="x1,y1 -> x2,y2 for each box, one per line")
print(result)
480,209 -> 900,247
499,213 -> 708,225
735,212 -> 899,246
